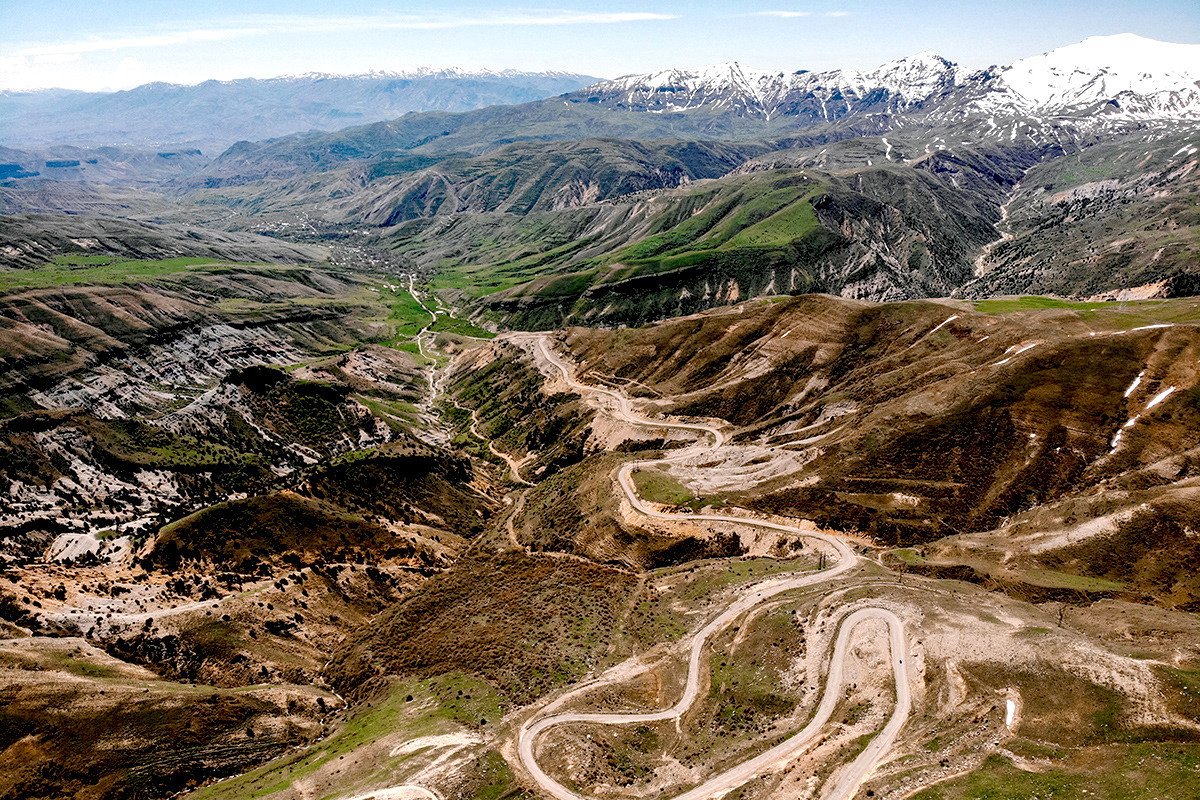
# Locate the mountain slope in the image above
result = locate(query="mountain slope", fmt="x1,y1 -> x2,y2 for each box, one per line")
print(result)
0,213 -> 326,268
467,163 -> 998,328
959,130 -> 1200,299
186,35 -> 1200,193
559,292 -> 1200,609
0,144 -> 210,186
359,132 -> 1044,325
198,138 -> 773,225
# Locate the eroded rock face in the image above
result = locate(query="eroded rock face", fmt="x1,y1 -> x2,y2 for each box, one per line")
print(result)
0,347 -> 403,551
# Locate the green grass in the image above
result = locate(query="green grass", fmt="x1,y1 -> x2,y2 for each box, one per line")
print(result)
626,588 -> 690,648
611,177 -> 823,267
381,285 -> 435,341
1004,738 -> 1068,761
355,395 -> 420,431
974,296 -> 1115,314
972,295 -> 1200,331
429,314 -> 496,339
429,242 -> 594,298
673,604 -> 803,760
911,744 -> 1200,800
1015,568 -> 1126,592
631,468 -> 694,507
888,548 -> 927,566
429,263 -> 537,297
85,418 -> 257,470
192,674 -> 505,800
389,340 -> 433,364
718,189 -> 820,249
673,556 -> 818,604
0,256 -> 277,291
375,284 -> 477,362
629,467 -> 735,513
0,647 -> 224,686
422,171 -> 829,306
43,650 -> 120,680
51,254 -> 123,266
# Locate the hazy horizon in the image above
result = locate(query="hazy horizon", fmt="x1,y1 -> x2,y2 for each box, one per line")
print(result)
4,0 -> 1198,92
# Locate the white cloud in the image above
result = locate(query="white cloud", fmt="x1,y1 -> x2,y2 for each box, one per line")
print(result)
14,28 -> 265,58
10,10 -> 678,59
113,56 -> 149,87
33,53 -> 83,64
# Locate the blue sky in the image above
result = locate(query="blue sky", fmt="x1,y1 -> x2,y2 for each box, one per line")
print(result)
3,1 -> 1198,91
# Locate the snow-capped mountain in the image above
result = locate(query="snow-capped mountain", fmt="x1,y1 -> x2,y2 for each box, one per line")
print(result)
963,34 -> 1200,120
571,53 -> 962,120
570,34 -> 1200,123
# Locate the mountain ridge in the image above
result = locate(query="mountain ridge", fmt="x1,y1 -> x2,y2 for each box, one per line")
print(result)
179,34 -> 1198,190
575,34 -> 1200,122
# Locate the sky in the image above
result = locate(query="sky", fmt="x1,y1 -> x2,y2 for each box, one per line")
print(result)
3,1 -> 1199,92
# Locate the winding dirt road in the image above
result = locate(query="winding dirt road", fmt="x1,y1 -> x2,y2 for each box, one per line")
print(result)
470,406 -> 533,486
517,335 -> 913,800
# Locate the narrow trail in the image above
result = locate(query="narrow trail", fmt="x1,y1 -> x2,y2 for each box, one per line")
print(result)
407,275 -> 441,412
515,335 -> 913,800
338,787 -> 439,800
469,407 -> 533,486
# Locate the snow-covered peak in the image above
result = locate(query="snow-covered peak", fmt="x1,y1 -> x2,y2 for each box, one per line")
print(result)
271,67 -> 583,82
585,61 -> 781,115
974,34 -> 1200,118
573,35 -> 1200,124
604,61 -> 761,93
801,51 -> 962,104
1026,34 -> 1199,77
583,52 -> 959,118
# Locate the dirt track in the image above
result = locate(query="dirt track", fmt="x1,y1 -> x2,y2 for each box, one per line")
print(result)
515,334 -> 914,800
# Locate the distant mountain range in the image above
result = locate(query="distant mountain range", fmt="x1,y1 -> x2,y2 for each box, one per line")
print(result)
175,34 -> 1199,189
0,69 -> 598,151
573,34 -> 1200,123
6,34 -> 1198,160
572,52 -> 962,119
3,34 -> 1198,318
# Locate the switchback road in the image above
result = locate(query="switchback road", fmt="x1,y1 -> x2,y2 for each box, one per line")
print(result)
517,335 -> 913,800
